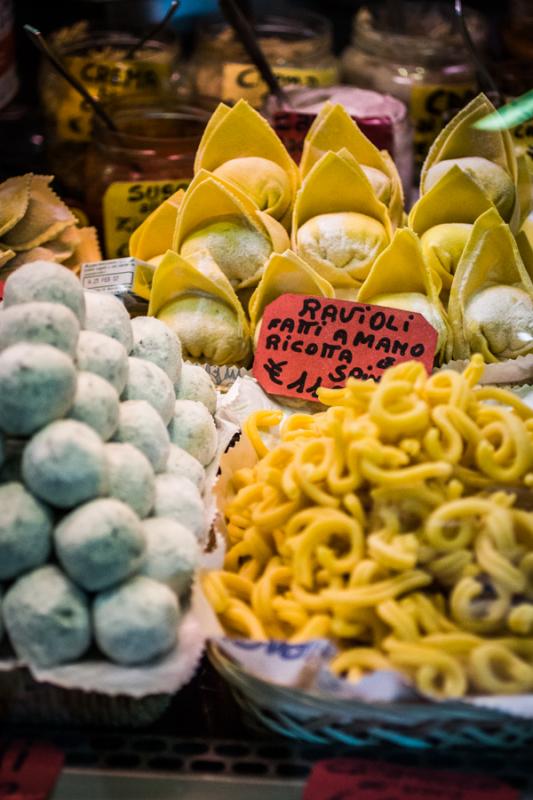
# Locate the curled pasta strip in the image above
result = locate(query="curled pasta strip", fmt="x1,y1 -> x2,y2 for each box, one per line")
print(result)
426,549 -> 474,587
424,497 -> 502,551
222,598 -> 267,640
475,533 -> 525,594
450,576 -> 510,634
423,406 -> 464,464
369,380 -> 430,438
423,632 -> 481,655
519,553 -> 533,600
330,647 -> 392,680
508,604 -> 533,635
290,513 -> 365,588
385,639 -> 466,698
361,457 -> 452,487
469,642 -> 533,695
475,386 -> 533,421
376,599 -> 419,641
322,570 -> 431,609
349,559 -> 383,587
462,353 -> 485,387
368,530 -> 418,571
475,407 -> 533,482
289,615 -> 331,643
251,558 -> 292,625
271,596 -> 308,630
405,593 -> 457,635
243,410 -> 283,458
424,368 -> 471,410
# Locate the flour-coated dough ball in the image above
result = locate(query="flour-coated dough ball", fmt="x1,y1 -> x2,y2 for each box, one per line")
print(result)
175,362 -> 217,415
93,575 -> 179,665
22,419 -> 108,508
113,399 -> 170,473
165,444 -> 204,490
152,473 -> 206,542
141,517 -> 199,597
167,400 -> 217,466
0,301 -> 80,357
131,316 -> 182,384
122,357 -> 175,425
3,565 -> 91,667
76,331 -> 129,394
104,442 -> 155,518
68,371 -> 120,440
3,261 -> 86,324
0,343 -> 76,436
0,482 -> 52,580
55,498 -> 146,592
83,291 -> 133,353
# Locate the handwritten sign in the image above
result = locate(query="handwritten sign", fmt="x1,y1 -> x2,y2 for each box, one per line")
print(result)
303,758 -> 518,800
253,294 -> 438,402
0,741 -> 64,800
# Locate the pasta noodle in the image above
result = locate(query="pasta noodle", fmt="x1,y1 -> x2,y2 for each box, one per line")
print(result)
203,355 -> 533,698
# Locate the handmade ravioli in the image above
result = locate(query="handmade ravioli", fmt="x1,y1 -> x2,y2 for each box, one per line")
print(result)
420,94 -> 526,231
358,228 -> 450,362
300,102 -> 404,228
149,249 -> 251,366
173,170 -> 289,291
194,100 -> 299,228
292,150 -> 392,289
449,208 -> 533,361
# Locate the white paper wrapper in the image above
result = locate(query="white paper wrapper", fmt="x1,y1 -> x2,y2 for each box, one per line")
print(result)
207,376 -> 533,719
440,354 -> 533,385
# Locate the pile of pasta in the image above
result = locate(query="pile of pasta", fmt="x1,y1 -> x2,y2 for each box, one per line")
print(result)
204,356 -> 533,699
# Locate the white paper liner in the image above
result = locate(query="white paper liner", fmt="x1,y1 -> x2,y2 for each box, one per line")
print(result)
0,580 -> 212,698
206,376 -> 533,719
440,353 -> 533,385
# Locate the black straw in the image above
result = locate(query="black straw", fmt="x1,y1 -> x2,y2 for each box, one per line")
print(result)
453,0 -> 502,106
124,1 -> 180,60
218,0 -> 289,105
24,25 -> 119,132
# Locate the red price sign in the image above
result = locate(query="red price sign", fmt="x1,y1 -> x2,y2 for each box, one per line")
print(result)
303,758 -> 519,800
0,741 -> 64,800
253,294 -> 438,402
0,280 -> 4,302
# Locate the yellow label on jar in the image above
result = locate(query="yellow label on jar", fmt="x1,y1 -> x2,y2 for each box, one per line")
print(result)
55,56 -> 171,142
103,179 -> 190,259
221,62 -> 339,108
410,83 -> 476,170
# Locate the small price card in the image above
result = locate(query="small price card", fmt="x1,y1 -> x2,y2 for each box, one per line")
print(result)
0,741 -> 64,800
253,294 -> 437,402
303,758 -> 519,800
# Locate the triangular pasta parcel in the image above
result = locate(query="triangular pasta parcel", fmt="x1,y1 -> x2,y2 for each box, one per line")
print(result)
149,249 -> 252,367
2,176 -> 75,251
358,228 -> 451,362
0,173 -> 32,238
449,208 -> 533,361
420,94 -> 521,230
173,170 -> 289,291
193,99 -> 299,229
300,102 -> 404,227
292,149 -> 392,289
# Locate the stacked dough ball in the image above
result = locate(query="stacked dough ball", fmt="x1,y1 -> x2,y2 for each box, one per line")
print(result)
0,261 -> 218,669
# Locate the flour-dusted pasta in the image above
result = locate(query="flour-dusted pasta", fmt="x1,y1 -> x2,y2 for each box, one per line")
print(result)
204,355 -> 533,698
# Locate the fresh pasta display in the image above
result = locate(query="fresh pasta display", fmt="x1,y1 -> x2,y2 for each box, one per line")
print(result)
204,356 -> 533,698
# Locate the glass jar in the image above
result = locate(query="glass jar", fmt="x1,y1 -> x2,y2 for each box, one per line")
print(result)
0,0 -> 18,109
84,102 -> 209,259
341,3 -> 488,174
189,11 -> 339,109
39,24 -> 184,197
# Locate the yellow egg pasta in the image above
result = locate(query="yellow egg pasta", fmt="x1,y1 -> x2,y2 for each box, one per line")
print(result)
205,355 -> 533,698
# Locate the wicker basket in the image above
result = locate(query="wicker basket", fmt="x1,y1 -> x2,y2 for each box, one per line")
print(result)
208,642 -> 533,749
0,667 -> 170,727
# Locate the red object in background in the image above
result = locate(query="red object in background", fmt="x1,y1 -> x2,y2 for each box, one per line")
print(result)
272,110 -> 394,163
0,280 -> 4,301
303,758 -> 519,800
253,294 -> 437,402
0,742 -> 64,800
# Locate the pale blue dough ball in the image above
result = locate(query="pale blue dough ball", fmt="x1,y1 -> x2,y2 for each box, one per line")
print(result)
94,575 -> 180,665
122,357 -> 175,425
141,517 -> 199,598
3,565 -> 91,667
76,331 -> 129,395
0,482 -> 52,580
175,363 -> 217,415
167,400 -> 217,466
131,316 -> 182,384
152,473 -> 206,542
55,498 -> 146,592
84,292 -> 133,353
114,400 -> 170,473
0,301 -> 80,357
0,343 -> 76,436
68,371 -> 120,441
105,442 -> 155,518
165,444 -> 205,490
3,261 -> 86,325
22,420 -> 108,509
